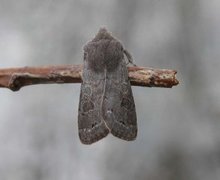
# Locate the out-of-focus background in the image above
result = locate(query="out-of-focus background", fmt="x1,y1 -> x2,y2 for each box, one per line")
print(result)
0,0 -> 220,179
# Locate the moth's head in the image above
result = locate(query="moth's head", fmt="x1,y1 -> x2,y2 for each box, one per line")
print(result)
92,27 -> 115,42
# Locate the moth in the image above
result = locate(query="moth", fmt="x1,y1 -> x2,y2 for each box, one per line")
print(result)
78,28 -> 137,144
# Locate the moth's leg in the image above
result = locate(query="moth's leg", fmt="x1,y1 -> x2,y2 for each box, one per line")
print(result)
123,49 -> 137,66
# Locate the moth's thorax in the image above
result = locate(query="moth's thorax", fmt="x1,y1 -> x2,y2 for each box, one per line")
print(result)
83,30 -> 124,72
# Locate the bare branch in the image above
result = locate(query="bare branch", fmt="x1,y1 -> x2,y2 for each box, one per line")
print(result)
0,64 -> 179,91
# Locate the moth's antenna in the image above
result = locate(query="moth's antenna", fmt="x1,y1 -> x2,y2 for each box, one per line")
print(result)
124,49 -> 136,66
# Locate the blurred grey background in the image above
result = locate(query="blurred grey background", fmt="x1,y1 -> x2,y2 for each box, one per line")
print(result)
0,0 -> 220,179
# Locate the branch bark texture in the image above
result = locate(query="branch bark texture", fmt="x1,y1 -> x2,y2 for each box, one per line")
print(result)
0,65 -> 179,91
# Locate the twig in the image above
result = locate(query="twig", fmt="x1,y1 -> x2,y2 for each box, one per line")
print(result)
0,64 -> 179,91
